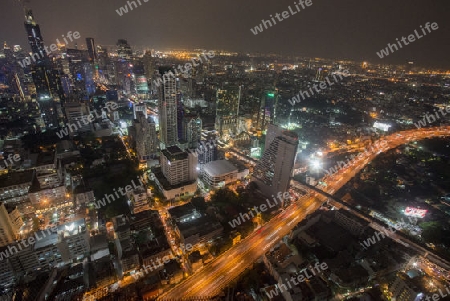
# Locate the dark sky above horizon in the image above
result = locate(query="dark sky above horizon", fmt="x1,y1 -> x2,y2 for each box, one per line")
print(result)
1,0 -> 450,68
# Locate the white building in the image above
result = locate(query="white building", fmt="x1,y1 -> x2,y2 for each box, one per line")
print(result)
201,160 -> 248,188
252,125 -> 298,198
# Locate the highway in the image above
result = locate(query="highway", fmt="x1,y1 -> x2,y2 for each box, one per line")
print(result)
159,126 -> 450,300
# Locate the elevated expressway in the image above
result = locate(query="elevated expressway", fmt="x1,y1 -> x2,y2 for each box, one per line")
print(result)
160,126 -> 450,300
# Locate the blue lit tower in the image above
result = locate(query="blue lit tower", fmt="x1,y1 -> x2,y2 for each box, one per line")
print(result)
24,9 -> 49,66
23,8 -> 60,128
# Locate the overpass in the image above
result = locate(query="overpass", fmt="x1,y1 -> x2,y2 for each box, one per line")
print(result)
159,126 -> 450,299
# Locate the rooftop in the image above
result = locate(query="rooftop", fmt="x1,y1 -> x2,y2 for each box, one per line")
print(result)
202,160 -> 238,177
161,146 -> 188,161
0,169 -> 34,189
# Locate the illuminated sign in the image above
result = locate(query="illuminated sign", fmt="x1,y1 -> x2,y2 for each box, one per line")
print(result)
404,207 -> 427,218
373,121 -> 391,132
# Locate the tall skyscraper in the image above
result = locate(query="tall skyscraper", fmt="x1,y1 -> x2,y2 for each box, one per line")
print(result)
24,9 -> 49,66
258,90 -> 278,130
252,125 -> 298,198
117,39 -> 132,60
216,85 -> 241,118
215,84 -> 242,137
158,67 -> 178,149
23,8 -> 61,128
183,115 -> 202,149
85,37 -> 97,62
134,112 -> 158,161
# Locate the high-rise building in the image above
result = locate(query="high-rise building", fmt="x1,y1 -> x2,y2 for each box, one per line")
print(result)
215,84 -> 242,136
216,85 -> 241,115
389,272 -> 423,301
252,125 -> 298,198
258,90 -> 278,130
85,37 -> 97,62
160,146 -> 197,186
134,111 -> 158,161
24,9 -> 49,66
23,9 -> 62,128
158,67 -> 178,148
64,100 -> 93,135
143,50 -> 154,79
177,92 -> 184,142
0,203 -> 23,247
117,39 -> 132,60
183,115 -> 202,149
133,102 -> 147,119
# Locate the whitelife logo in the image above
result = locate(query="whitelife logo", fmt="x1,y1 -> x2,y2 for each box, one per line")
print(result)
287,70 -> 350,106
56,102 -> 118,139
0,154 -> 21,171
359,216 -> 417,249
152,51 -> 215,89
324,140 -> 388,176
265,262 -> 328,298
93,175 -> 146,209
376,22 -> 438,59
228,192 -> 290,228
131,244 -> 193,280
0,225 -> 59,261
250,0 -> 313,35
18,31 -> 81,68
414,107 -> 450,129
116,0 -> 149,16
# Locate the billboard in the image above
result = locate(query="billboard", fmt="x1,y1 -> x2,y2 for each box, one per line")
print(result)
404,207 -> 427,218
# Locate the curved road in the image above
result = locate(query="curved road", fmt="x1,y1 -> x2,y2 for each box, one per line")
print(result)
160,126 -> 450,300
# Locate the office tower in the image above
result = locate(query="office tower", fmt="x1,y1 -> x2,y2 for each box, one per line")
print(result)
216,85 -> 241,118
85,38 -> 97,62
252,125 -> 298,198
177,92 -> 184,142
315,67 -> 324,82
215,84 -> 241,136
158,67 -> 178,149
264,124 -> 283,152
23,9 -> 61,127
258,90 -> 278,130
117,39 -> 132,60
197,139 -> 218,165
134,112 -> 158,161
24,9 -> 49,66
160,146 -> 197,186
83,62 -> 96,96
0,203 -> 22,247
183,115 -> 202,149
143,50 -> 154,79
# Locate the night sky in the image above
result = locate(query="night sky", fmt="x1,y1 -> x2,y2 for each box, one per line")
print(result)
1,0 -> 450,68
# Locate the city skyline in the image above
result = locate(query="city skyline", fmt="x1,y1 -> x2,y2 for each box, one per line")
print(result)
0,0 -> 449,68
1,0 -> 450,300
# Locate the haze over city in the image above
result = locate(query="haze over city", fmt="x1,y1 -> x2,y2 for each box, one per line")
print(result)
0,0 -> 450,301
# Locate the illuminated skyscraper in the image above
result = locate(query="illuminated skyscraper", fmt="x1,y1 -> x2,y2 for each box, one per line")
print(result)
24,9 -> 49,66
215,84 -> 241,136
252,125 -> 298,198
258,90 -> 278,130
134,112 -> 158,161
117,39 -> 132,60
158,67 -> 178,148
23,8 -> 60,128
85,37 -> 97,62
